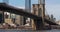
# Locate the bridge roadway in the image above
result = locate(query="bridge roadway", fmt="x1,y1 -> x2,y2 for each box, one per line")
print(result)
0,3 -> 58,25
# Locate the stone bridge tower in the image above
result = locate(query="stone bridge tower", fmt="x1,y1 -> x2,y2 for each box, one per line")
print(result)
32,0 -> 45,30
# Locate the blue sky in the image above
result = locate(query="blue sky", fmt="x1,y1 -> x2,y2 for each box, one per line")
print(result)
46,0 -> 60,21
0,0 -> 60,21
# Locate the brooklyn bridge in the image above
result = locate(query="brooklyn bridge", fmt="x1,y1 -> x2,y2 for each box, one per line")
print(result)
0,0 -> 59,30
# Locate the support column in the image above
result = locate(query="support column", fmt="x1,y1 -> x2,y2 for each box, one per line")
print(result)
32,19 -> 36,30
0,11 -> 4,23
34,19 -> 44,30
2,11 -> 4,23
32,19 -> 44,30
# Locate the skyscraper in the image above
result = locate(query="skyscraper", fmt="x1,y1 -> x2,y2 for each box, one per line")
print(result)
38,0 -> 45,4
25,0 -> 31,12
